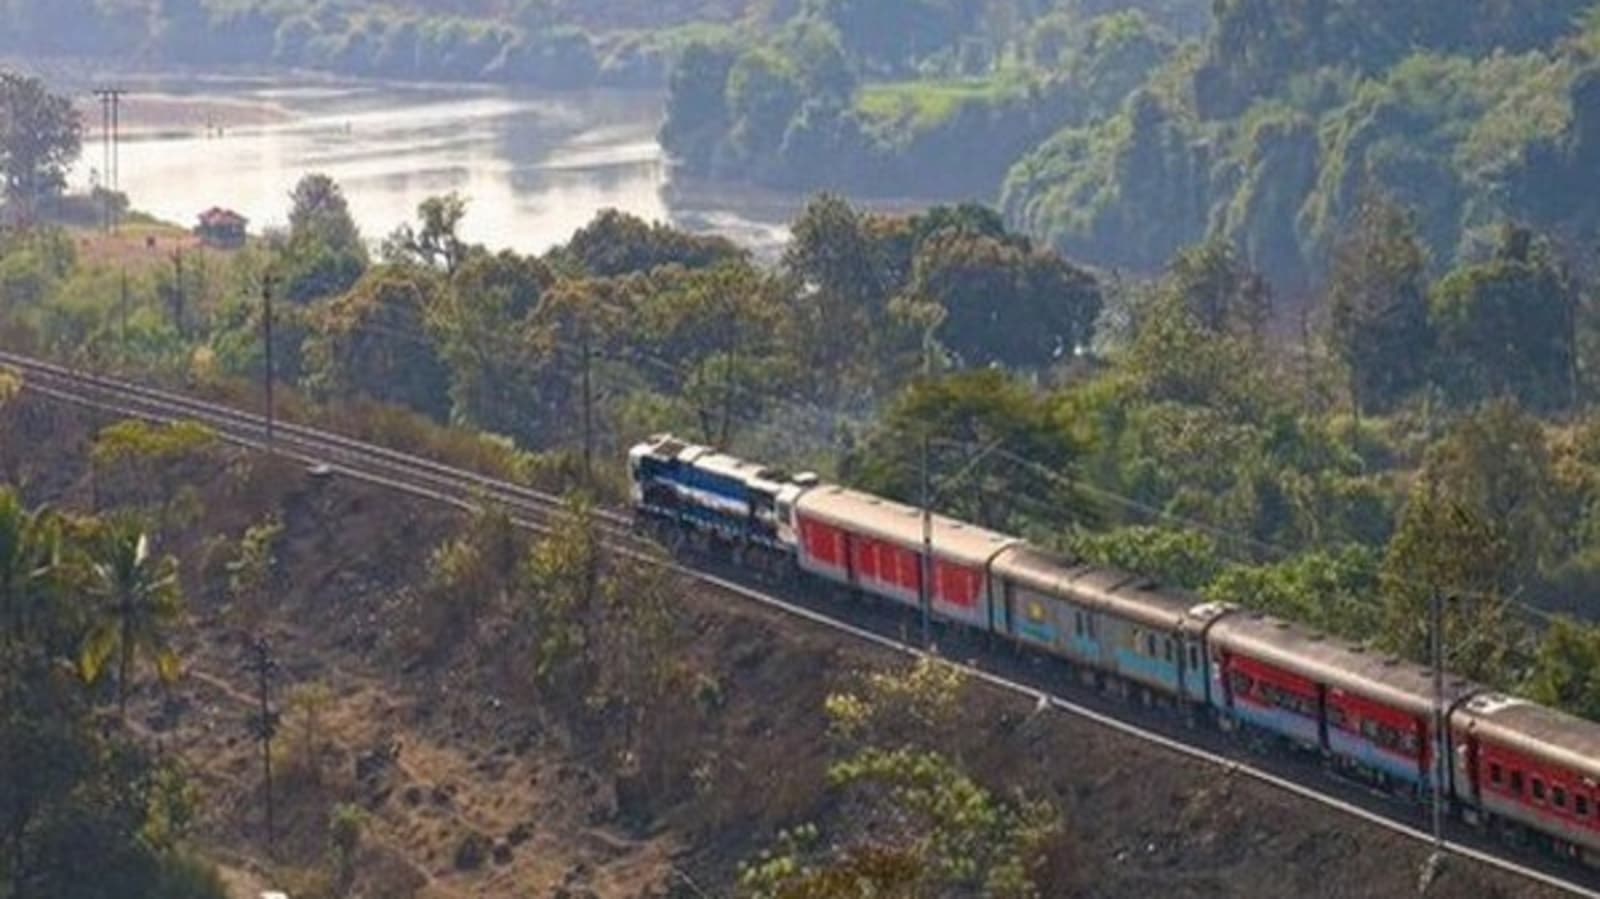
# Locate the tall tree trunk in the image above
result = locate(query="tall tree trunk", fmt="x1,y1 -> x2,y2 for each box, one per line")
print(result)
118,600 -> 132,721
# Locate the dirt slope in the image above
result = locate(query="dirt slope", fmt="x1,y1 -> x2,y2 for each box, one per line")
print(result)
0,391 -> 1577,898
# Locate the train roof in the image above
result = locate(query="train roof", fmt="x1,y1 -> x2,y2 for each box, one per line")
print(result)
1209,611 -> 1481,716
1456,694 -> 1600,781
990,545 -> 1222,631
636,435 -> 793,489
794,483 -> 1018,567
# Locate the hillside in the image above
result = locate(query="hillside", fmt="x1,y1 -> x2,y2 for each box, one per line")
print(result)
0,376 -> 1575,898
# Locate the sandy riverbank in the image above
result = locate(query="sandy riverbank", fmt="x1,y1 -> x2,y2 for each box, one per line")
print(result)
73,92 -> 292,137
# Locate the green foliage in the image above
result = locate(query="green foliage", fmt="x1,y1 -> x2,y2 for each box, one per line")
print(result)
1524,618 -> 1600,722
907,227 -> 1100,369
1072,525 -> 1221,590
517,498 -> 677,722
558,208 -> 745,277
751,653 -> 1056,897
824,656 -> 969,749
1326,193 -> 1432,415
80,519 -> 184,716
0,484 -> 221,899
825,748 -> 1058,898
1378,401 -> 1562,684
1428,224 -> 1578,412
302,267 -> 452,418
92,420 -> 218,469
1206,545 -> 1381,639
0,70 -> 81,215
280,173 -> 368,304
413,504 -> 521,655
843,369 -> 1086,531
383,192 -> 470,275
858,77 -> 1024,131
327,802 -> 367,889
225,513 -> 282,632
426,247 -> 557,445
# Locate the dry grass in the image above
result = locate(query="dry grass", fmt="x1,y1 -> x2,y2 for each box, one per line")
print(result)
68,222 -> 243,275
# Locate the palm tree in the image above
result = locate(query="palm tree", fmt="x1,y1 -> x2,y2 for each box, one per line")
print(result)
80,519 -> 183,720
0,488 -> 66,653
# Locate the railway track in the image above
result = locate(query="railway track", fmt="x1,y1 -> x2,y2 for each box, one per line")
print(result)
5,348 -> 1599,898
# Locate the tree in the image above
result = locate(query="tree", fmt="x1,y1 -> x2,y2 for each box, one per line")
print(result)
725,48 -> 803,161
429,249 -> 555,442
301,268 -> 452,419
1162,238 -> 1272,341
560,209 -> 743,278
1072,526 -> 1222,591
824,656 -> 970,752
280,173 -> 367,303
843,369 -> 1086,531
1326,193 -> 1432,416
906,230 -> 1101,369
516,497 -> 678,756
383,192 -> 471,275
659,40 -> 737,171
0,488 -> 67,653
80,519 -> 183,720
1523,617 -> 1600,721
1118,289 -> 1275,420
1379,401 -> 1558,684
1430,224 -> 1577,411
225,514 -> 282,635
0,491 -> 222,899
626,261 -> 790,447
288,173 -> 364,255
782,194 -> 889,376
0,71 -> 81,218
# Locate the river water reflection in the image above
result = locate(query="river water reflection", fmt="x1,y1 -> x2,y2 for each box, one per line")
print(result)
62,73 -> 931,259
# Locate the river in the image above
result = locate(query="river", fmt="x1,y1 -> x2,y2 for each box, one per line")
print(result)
52,71 -> 933,260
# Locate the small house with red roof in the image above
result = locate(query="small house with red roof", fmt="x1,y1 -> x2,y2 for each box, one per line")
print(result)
195,207 -> 248,248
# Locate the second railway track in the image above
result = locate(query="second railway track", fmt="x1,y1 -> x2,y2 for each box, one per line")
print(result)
5,347 -> 1599,898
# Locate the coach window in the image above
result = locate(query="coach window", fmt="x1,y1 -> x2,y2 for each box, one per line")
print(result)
1577,794 -> 1591,818
1230,671 -> 1254,696
1164,639 -> 1175,663
1489,762 -> 1504,788
1188,645 -> 1201,670
1145,634 -> 1158,657
1073,611 -> 1085,637
1533,777 -> 1547,802
1328,705 -> 1348,730
1555,786 -> 1568,810
1510,770 -> 1524,795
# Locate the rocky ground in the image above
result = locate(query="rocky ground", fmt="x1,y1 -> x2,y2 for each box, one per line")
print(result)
0,389 -> 1578,898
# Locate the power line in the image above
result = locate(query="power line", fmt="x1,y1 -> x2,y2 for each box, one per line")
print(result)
927,434 -> 1564,629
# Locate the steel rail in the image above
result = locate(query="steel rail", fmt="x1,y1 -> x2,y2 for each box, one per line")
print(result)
5,351 -> 1598,898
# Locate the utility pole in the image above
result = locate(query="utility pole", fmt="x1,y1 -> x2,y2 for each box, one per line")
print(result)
169,248 -> 186,337
580,312 -> 593,482
262,274 -> 276,453
91,87 -> 126,233
919,327 -> 935,651
1422,589 -> 1448,893
93,90 -> 110,232
119,268 -> 129,366
719,297 -> 738,449
244,635 -> 279,857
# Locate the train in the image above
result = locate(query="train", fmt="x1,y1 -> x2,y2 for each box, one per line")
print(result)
627,433 -> 1600,866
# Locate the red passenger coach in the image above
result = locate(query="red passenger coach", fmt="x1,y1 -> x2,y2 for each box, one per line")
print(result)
1207,612 -> 1480,788
793,485 -> 1016,628
1453,694 -> 1600,860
